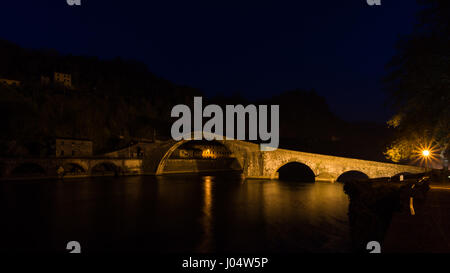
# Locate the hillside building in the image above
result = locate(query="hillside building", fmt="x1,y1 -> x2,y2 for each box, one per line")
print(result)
55,138 -> 93,157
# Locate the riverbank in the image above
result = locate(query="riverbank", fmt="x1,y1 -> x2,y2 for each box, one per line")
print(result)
383,185 -> 450,252
343,176 -> 432,252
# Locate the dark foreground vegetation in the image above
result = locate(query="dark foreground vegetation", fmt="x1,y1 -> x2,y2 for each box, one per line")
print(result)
343,176 -> 430,252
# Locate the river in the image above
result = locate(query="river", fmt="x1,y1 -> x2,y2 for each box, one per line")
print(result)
0,174 -> 351,253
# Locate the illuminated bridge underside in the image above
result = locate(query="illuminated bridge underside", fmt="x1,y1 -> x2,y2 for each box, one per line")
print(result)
151,138 -> 424,182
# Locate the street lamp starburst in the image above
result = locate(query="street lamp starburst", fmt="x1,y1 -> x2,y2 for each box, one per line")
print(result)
411,141 -> 439,171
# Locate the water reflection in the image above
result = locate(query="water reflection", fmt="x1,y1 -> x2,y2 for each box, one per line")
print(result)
197,176 -> 213,252
0,175 -> 350,252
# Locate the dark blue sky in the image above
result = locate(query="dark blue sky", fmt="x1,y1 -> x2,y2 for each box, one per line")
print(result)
1,0 -> 420,122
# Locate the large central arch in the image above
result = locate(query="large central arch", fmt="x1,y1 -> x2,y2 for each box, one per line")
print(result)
155,139 -> 244,175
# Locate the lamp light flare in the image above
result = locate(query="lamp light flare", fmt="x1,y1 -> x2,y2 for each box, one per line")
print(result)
412,141 -> 439,170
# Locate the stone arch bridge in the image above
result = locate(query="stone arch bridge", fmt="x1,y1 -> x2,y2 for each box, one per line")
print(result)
143,137 -> 424,182
0,137 -> 424,181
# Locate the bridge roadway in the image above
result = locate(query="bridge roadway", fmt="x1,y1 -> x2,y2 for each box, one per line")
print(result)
0,137 -> 424,181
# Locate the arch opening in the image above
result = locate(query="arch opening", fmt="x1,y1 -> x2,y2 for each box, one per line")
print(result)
11,163 -> 46,177
91,162 -> 121,176
63,163 -> 86,175
277,162 -> 315,183
159,140 -> 242,175
337,170 -> 369,183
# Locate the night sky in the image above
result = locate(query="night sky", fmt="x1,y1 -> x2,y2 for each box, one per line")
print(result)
1,0 -> 420,122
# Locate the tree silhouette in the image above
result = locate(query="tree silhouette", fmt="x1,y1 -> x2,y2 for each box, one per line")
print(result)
384,0 -> 450,167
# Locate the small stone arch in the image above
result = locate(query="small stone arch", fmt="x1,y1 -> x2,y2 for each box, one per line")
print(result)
336,170 -> 369,182
90,161 -> 122,176
274,161 -> 316,182
62,162 -> 87,175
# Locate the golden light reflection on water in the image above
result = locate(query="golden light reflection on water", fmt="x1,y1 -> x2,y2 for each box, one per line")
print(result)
235,180 -> 350,251
261,181 -> 348,219
2,175 -> 352,252
196,175 -> 213,252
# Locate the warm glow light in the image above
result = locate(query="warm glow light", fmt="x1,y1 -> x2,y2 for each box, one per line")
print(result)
202,148 -> 216,158
198,176 -> 213,252
202,149 -> 209,158
411,141 -> 439,169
